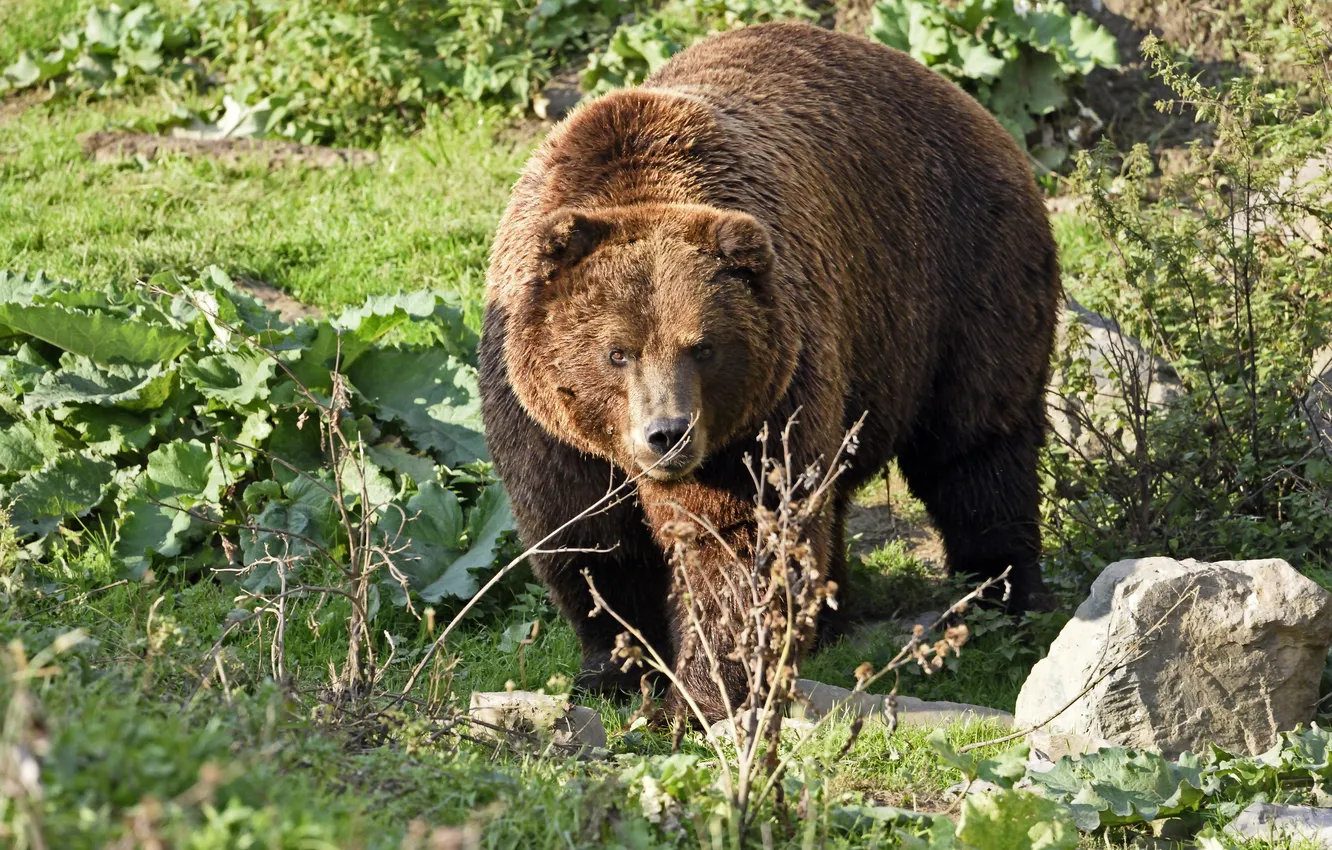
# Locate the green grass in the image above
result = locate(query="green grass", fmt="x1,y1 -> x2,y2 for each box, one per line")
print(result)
0,0 -> 86,64
0,94 -> 529,319
4,557 -> 1021,848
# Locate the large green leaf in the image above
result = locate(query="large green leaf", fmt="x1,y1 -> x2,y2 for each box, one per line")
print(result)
6,453 -> 115,540
143,439 -> 228,506
115,495 -> 203,580
1026,748 -> 1208,828
334,291 -> 474,350
987,50 -> 1067,144
404,481 -> 465,551
903,0 -> 952,63
867,0 -> 913,51
1067,14 -> 1119,73
0,345 -> 55,401
348,347 -> 488,466
419,483 -> 513,599
0,270 -> 65,304
379,481 -> 466,604
239,474 -> 340,592
183,350 -> 277,407
23,355 -> 176,413
955,37 -> 1005,81
0,302 -> 192,367
366,440 -> 438,487
381,482 -> 511,605
956,790 -> 1078,850
0,417 -> 63,480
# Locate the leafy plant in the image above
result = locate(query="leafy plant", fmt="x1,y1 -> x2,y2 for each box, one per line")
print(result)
865,0 -> 1118,168
0,3 -> 197,96
1,0 -> 637,146
1024,726 -> 1332,832
1044,19 -> 1332,579
581,0 -> 818,94
0,268 -> 512,614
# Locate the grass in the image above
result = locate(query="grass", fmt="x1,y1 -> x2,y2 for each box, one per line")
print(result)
5,555 -> 1022,847
0,0 -> 86,63
0,94 -> 530,320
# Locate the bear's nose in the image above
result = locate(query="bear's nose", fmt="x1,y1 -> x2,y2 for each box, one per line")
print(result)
644,417 -> 691,457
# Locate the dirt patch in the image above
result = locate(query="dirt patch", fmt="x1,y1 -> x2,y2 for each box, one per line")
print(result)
0,88 -> 51,127
79,131 -> 379,169
832,0 -> 876,35
1064,0 -> 1329,151
234,278 -> 324,323
845,502 -> 945,568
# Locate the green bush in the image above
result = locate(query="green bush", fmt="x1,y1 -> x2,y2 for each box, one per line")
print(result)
0,3 -> 198,95
581,0 -> 817,94
0,0 -> 633,146
865,0 -> 1118,168
1045,21 -> 1332,579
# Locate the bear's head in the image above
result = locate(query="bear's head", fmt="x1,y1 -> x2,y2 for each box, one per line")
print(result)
501,203 -> 799,482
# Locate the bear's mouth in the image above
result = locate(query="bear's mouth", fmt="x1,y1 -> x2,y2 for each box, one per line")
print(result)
639,455 -> 701,482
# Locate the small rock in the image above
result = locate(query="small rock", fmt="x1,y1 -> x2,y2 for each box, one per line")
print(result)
1014,557 -> 1332,758
792,679 -> 1013,728
1224,803 -> 1332,848
468,691 -> 607,753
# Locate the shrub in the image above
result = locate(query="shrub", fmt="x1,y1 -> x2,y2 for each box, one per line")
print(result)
865,0 -> 1118,169
1044,17 -> 1332,579
580,0 -> 818,94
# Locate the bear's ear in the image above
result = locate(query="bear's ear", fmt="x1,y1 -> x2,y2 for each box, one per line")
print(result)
713,212 -> 773,280
534,208 -> 611,280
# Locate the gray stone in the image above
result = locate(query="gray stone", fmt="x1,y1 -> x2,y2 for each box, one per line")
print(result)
1047,298 -> 1182,458
1015,557 -> 1332,758
1310,344 -> 1332,451
468,691 -> 607,753
1224,803 -> 1332,848
792,678 -> 1013,728
707,709 -> 814,741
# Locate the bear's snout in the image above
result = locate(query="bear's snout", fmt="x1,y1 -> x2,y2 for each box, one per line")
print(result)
644,417 -> 691,456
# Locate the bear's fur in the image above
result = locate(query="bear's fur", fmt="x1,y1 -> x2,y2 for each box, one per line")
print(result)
479,22 -> 1061,721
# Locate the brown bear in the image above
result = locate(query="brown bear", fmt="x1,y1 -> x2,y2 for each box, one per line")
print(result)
479,22 -> 1060,722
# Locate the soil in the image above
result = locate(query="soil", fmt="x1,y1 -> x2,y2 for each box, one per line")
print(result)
0,88 -> 50,127
845,467 -> 947,572
234,278 -> 324,324
79,131 -> 380,169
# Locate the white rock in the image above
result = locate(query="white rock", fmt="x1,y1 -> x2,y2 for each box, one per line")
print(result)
1015,557 -> 1332,758
792,679 -> 1013,728
468,691 -> 608,753
1224,803 -> 1332,848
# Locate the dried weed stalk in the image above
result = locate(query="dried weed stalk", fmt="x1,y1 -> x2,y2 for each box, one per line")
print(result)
585,414 -> 1012,843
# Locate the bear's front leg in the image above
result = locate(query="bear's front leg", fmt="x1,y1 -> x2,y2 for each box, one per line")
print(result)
479,309 -> 675,697
639,480 -> 836,726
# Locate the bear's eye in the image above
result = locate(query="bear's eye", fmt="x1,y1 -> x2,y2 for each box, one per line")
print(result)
609,349 -> 628,367
692,343 -> 714,362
